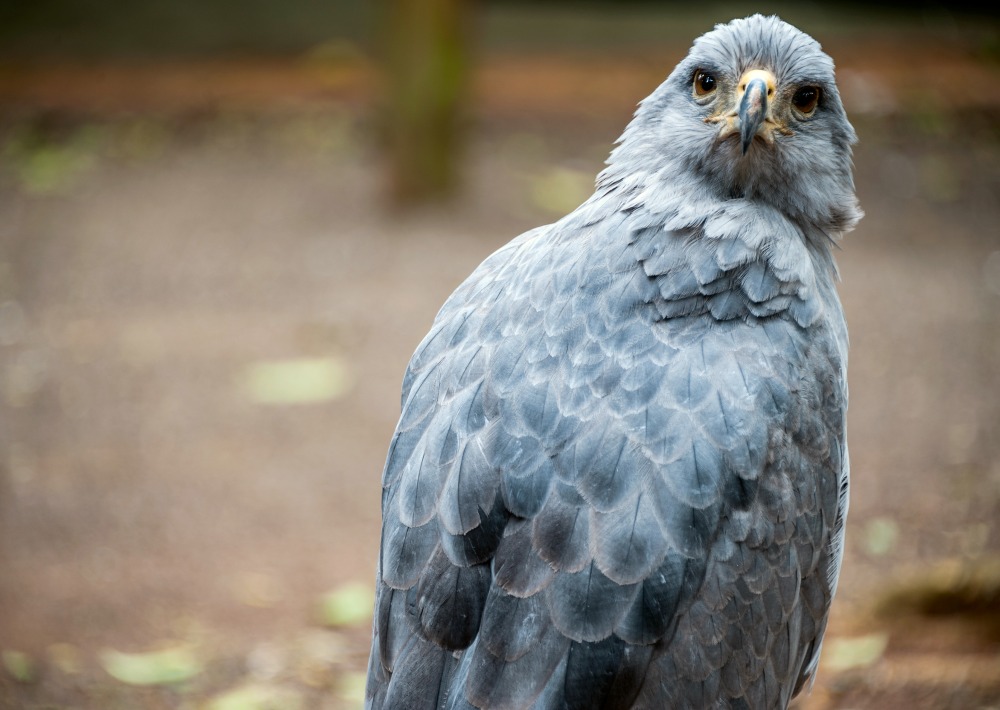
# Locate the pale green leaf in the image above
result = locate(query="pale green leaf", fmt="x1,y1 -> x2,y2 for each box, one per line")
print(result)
319,582 -> 373,628
205,683 -> 303,710
529,167 -> 592,216
242,357 -> 351,405
336,671 -> 368,706
100,645 -> 202,686
864,517 -> 899,557
2,650 -> 35,683
823,633 -> 889,673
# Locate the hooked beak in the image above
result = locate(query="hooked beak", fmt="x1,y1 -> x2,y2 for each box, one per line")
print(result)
738,76 -> 770,155
706,68 -> 779,155
706,68 -> 786,156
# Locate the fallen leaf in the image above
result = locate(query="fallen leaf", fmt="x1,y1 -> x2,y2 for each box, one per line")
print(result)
822,633 -> 889,673
242,357 -> 351,405
336,671 -> 368,706
2,650 -> 35,683
864,517 -> 899,557
5,125 -> 105,194
319,582 -> 373,628
204,683 -> 303,710
100,645 -> 202,686
529,167 -> 593,216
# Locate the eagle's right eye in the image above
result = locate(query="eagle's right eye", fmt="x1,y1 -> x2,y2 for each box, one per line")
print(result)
693,70 -> 717,97
792,85 -> 821,115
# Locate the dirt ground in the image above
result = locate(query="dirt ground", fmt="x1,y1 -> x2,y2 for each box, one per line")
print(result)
1,30 -> 999,709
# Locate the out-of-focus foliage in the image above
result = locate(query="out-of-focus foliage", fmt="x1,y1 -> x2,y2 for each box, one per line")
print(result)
99,645 -> 203,686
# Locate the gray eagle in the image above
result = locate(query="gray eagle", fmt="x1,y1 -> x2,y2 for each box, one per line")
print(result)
366,14 -> 862,709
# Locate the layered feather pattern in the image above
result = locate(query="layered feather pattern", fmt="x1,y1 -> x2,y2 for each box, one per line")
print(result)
368,13 -> 858,710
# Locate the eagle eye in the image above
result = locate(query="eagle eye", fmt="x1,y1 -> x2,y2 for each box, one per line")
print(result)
792,85 -> 821,115
693,70 -> 717,97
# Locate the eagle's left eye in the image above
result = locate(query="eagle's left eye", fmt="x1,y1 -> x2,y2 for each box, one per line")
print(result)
693,70 -> 717,97
792,86 -> 821,115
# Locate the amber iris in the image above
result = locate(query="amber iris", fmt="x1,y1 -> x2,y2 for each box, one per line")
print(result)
792,86 -> 821,114
694,70 -> 717,96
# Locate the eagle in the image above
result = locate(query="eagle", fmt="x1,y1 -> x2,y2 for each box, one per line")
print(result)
366,14 -> 862,709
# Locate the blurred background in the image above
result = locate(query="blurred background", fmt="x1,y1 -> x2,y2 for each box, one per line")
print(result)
0,1 -> 998,708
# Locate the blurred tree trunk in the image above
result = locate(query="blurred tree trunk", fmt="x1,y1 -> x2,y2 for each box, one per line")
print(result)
380,0 -> 471,206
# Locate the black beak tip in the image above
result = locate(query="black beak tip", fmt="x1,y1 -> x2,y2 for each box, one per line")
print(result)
738,77 -> 768,157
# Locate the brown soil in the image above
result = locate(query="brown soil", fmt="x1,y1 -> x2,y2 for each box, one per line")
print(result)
1,40 -> 998,708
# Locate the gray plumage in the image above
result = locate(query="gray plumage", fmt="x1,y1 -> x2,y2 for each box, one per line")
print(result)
366,14 -> 861,710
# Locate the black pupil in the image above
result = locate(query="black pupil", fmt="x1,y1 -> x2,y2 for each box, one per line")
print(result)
794,87 -> 818,109
698,73 -> 715,92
